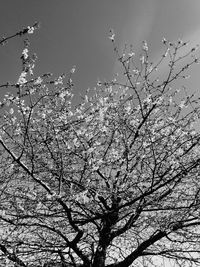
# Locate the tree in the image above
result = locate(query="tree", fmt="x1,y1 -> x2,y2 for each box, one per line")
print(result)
0,25 -> 200,267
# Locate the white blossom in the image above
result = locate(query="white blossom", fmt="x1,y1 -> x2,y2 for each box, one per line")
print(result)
109,29 -> 115,41
34,77 -> 43,85
142,41 -> 148,51
17,71 -> 27,85
27,26 -> 34,34
22,48 -> 29,59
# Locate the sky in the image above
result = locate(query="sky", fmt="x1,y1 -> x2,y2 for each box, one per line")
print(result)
1,0 -> 200,98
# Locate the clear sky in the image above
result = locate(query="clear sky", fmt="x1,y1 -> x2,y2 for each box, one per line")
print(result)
1,0 -> 200,96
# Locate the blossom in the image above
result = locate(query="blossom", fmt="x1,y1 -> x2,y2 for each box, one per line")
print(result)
128,52 -> 135,57
142,41 -> 148,51
34,77 -> 43,85
22,48 -> 29,59
97,80 -> 102,86
27,26 -> 34,34
70,65 -> 76,74
140,56 -> 145,64
75,190 -> 90,204
162,37 -> 167,44
132,69 -> 139,75
109,29 -> 115,41
179,100 -> 186,109
54,76 -> 63,85
46,192 -> 57,200
0,210 -> 6,216
17,71 -> 27,85
9,108 -> 14,114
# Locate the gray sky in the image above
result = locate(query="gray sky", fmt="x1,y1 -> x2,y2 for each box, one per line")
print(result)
1,0 -> 200,96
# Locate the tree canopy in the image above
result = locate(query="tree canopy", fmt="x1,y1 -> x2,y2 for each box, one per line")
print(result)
0,24 -> 200,267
